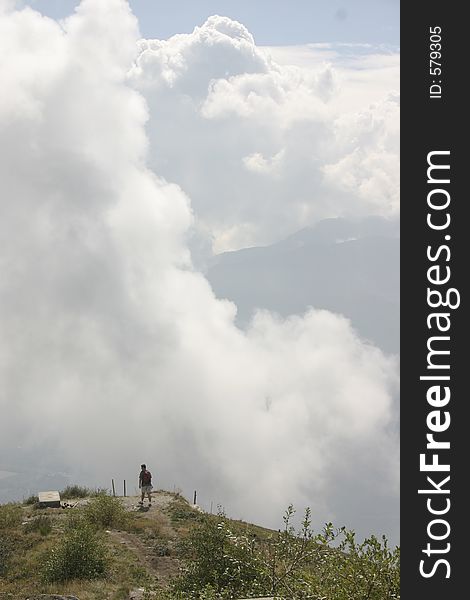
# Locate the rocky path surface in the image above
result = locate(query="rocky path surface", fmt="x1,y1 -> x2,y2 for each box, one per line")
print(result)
111,492 -> 181,594
121,490 -> 174,511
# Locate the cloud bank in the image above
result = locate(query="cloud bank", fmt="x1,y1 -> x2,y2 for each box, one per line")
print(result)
0,0 -> 399,543
129,16 -> 399,253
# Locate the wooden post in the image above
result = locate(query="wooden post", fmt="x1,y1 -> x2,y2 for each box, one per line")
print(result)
123,480 -> 126,497
210,501 -> 213,514
112,479 -> 116,497
193,490 -> 197,505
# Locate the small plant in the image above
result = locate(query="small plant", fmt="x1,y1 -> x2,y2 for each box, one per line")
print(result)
167,498 -> 204,525
153,541 -> 171,556
173,508 -> 265,598
0,503 -> 22,529
23,514 -> 53,536
0,532 -> 13,576
59,484 -> 105,498
41,524 -> 107,582
23,494 -> 39,505
146,587 -> 187,600
84,493 -> 129,529
311,525 -> 401,600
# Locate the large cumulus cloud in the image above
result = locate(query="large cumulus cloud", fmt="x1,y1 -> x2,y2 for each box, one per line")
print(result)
129,15 -> 399,253
0,0 -> 399,543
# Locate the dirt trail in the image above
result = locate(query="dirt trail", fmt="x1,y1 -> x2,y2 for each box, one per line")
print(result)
108,492 -> 181,588
108,529 -> 178,586
120,490 -> 174,514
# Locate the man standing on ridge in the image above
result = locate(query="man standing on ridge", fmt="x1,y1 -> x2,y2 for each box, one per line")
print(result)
138,463 -> 153,506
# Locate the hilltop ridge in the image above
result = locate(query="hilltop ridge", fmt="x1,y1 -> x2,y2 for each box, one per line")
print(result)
0,488 -> 400,600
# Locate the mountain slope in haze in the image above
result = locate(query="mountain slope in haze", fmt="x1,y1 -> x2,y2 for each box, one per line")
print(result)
207,217 -> 399,354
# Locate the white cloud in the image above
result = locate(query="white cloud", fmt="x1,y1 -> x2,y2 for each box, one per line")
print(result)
0,0 -> 16,12
0,1 -> 399,543
128,18 -> 399,253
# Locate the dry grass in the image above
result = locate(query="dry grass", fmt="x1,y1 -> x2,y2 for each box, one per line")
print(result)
127,511 -> 166,535
0,527 -> 154,599
0,503 -> 22,529
0,494 -> 177,599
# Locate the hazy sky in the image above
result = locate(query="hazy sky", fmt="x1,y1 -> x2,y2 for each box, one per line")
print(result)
0,0 -> 399,544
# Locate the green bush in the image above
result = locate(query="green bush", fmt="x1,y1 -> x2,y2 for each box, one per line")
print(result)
23,515 -> 53,536
171,505 -> 400,600
59,484 -> 105,499
0,532 -> 13,576
23,495 -> 39,505
153,542 -> 171,556
0,504 -> 22,529
41,524 -> 107,582
150,587 -> 215,600
309,524 -> 400,600
84,494 -> 128,529
173,509 -> 267,599
168,499 -> 204,525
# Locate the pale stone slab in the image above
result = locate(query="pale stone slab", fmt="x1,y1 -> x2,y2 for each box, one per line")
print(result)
38,490 -> 61,508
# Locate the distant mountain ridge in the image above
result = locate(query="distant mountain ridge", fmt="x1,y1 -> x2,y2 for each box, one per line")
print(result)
207,217 -> 399,354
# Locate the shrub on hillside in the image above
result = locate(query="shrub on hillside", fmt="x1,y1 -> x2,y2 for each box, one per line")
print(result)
150,587 -> 217,600
173,509 -> 267,599
168,499 -> 204,525
309,524 -> 400,600
41,524 -> 107,582
23,495 -> 39,505
59,484 -> 106,499
0,504 -> 22,529
23,514 -> 53,536
0,532 -> 13,576
171,505 -> 400,600
83,494 -> 128,529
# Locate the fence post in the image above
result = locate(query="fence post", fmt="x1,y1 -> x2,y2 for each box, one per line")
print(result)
123,480 -> 126,497
193,490 -> 197,505
112,479 -> 116,497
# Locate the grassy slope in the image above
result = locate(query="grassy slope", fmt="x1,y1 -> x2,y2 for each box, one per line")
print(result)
0,491 -> 274,600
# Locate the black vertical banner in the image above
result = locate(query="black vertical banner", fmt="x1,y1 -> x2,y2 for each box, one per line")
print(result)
401,2 -> 466,598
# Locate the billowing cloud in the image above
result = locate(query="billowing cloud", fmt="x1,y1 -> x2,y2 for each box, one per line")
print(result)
128,16 -> 399,253
0,0 -> 399,543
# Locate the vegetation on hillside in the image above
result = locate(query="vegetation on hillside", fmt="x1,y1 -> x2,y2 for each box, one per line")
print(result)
0,489 -> 399,600
161,505 -> 399,599
59,485 -> 108,499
